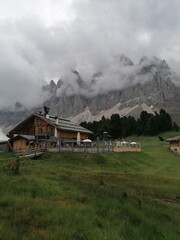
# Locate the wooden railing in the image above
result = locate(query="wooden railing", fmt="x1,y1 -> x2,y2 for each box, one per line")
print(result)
14,148 -> 45,158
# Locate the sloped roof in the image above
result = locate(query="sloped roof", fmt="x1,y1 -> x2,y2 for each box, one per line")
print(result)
10,112 -> 93,135
13,135 -> 35,141
166,136 -> 180,142
44,114 -> 93,134
0,127 -> 9,143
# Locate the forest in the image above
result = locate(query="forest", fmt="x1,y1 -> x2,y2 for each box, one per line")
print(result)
80,109 -> 179,140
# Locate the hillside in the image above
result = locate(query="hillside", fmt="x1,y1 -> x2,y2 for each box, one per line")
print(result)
0,138 -> 180,239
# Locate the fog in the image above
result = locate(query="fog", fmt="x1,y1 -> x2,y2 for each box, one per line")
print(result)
0,0 -> 180,109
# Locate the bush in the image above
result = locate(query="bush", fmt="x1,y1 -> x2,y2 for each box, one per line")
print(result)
3,156 -> 20,175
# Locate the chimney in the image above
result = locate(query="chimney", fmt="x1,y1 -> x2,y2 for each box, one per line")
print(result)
43,106 -> 50,119
55,116 -> 58,125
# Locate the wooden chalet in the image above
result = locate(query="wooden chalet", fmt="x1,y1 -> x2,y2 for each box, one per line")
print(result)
166,136 -> 180,155
9,107 -> 93,151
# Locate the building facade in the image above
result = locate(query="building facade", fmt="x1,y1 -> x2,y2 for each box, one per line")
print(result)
9,111 -> 93,151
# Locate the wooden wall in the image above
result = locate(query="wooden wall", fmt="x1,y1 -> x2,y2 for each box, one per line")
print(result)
34,117 -> 54,136
12,117 -> 35,135
170,141 -> 180,148
13,139 -> 29,151
11,116 -> 54,136
57,130 -> 88,140
11,115 -> 91,140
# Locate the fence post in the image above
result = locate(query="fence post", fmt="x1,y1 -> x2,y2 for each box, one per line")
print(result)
71,141 -> 74,152
84,142 -> 87,153
45,135 -> 47,152
58,139 -> 61,152
108,141 -> 110,152
97,137 -> 99,153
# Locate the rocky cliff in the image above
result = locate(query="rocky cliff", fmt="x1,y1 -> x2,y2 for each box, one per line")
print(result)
1,55 -> 180,132
43,56 -> 180,122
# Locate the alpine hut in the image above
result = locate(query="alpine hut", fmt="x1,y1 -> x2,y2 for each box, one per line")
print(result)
9,106 -> 93,151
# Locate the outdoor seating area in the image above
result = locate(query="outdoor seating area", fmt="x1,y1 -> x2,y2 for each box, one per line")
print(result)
47,139 -> 141,153
114,141 -> 141,152
48,139 -> 113,153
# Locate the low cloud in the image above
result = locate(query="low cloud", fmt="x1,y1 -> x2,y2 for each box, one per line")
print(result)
0,0 -> 180,109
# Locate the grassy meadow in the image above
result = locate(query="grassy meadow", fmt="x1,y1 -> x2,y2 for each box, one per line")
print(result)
0,137 -> 180,239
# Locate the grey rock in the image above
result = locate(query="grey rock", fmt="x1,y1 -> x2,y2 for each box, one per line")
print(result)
1,55 -> 180,131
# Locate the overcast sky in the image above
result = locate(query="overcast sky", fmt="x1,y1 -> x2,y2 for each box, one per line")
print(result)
0,0 -> 180,109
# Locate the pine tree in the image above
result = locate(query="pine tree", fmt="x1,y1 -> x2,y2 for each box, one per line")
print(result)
109,114 -> 122,139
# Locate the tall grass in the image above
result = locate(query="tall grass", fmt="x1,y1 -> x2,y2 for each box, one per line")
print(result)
0,139 -> 180,239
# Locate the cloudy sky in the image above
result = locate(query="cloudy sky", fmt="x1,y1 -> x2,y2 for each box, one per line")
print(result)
0,0 -> 180,109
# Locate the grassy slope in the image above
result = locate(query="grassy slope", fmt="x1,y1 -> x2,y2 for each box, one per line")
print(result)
0,138 -> 180,240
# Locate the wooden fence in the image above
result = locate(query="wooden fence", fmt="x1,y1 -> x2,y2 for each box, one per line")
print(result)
14,148 -> 45,158
13,141 -> 141,156
47,140 -> 141,153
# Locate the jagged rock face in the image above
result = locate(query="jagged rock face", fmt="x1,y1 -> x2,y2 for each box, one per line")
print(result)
115,54 -> 134,66
45,94 -> 89,117
42,56 -> 180,122
1,55 -> 180,132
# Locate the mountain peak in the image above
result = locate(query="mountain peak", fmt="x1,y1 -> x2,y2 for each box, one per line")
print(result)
57,79 -> 63,88
139,56 -> 149,64
115,54 -> 134,66
1,55 -> 180,131
50,80 -> 56,87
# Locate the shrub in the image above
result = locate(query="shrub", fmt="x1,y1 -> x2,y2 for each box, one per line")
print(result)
4,156 -> 20,175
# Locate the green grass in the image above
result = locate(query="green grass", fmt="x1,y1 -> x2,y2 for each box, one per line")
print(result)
0,138 -> 180,239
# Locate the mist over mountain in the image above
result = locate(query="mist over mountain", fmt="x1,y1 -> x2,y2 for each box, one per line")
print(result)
43,55 -> 180,121
43,55 -> 180,98
1,55 -> 180,132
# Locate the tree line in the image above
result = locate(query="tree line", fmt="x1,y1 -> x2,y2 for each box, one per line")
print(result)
80,109 -> 179,140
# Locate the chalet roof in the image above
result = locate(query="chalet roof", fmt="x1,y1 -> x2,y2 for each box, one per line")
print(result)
43,114 -> 93,134
13,135 -> 35,141
10,112 -> 93,135
166,136 -> 180,142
